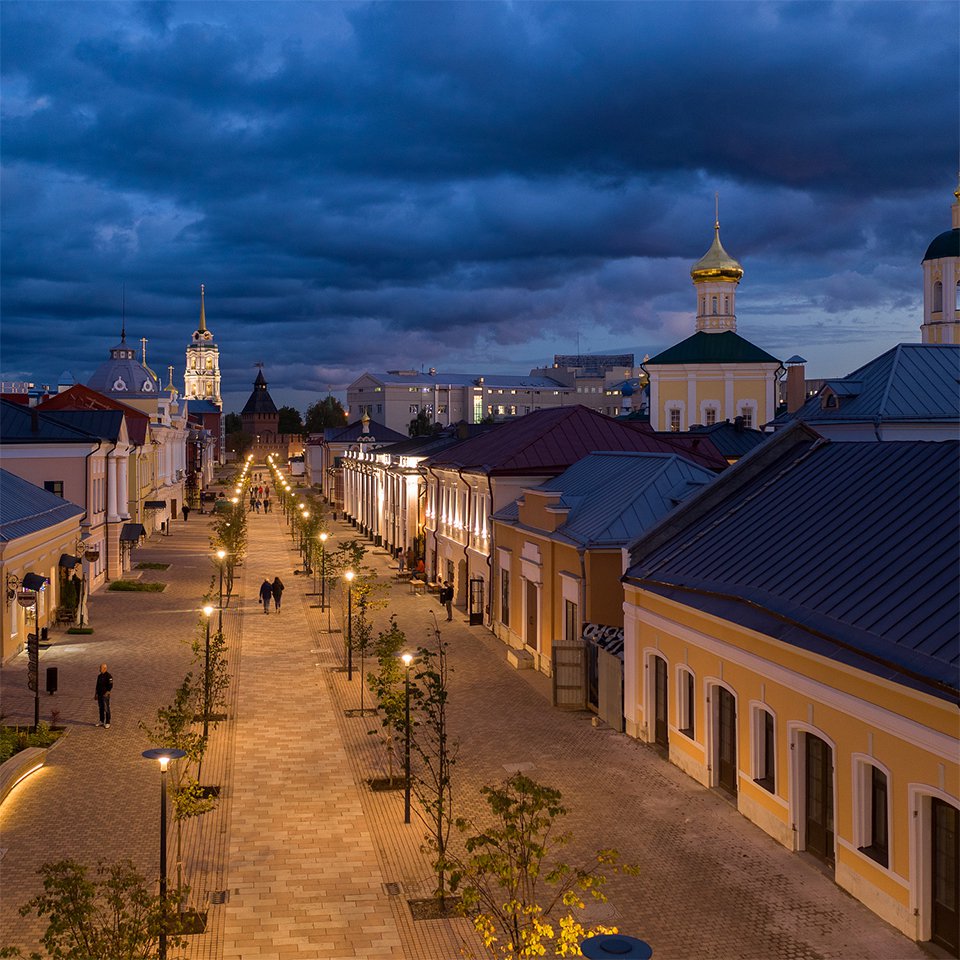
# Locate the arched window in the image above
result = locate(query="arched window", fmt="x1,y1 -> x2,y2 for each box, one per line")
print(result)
699,296 -> 705,314
712,296 -> 718,315
205,356 -> 214,370
932,281 -> 943,313
955,281 -> 960,312
723,295 -> 729,313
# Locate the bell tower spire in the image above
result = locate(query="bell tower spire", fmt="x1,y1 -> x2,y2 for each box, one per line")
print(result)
691,195 -> 743,333
184,283 -> 222,406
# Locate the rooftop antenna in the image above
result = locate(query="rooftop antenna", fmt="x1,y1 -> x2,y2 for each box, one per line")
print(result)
121,283 -> 126,343
715,191 -> 720,231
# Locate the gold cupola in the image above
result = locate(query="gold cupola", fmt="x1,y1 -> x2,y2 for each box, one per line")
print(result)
690,221 -> 744,283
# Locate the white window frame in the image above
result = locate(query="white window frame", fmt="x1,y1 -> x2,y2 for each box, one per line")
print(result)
750,702 -> 777,793
852,754 -> 893,869
676,665 -> 696,740
736,399 -> 755,429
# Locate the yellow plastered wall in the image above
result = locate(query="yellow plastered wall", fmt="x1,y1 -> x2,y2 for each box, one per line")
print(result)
624,585 -> 959,941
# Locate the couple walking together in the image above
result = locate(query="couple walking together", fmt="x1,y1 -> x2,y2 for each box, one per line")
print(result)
259,576 -> 284,613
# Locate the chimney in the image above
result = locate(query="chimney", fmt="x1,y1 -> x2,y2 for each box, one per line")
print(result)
30,408 -> 40,433
785,355 -> 807,414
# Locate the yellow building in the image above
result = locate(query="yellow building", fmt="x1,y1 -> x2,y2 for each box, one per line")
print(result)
492,452 -> 713,697
622,424 -> 959,952
1,470 -> 86,662
644,212 -> 782,432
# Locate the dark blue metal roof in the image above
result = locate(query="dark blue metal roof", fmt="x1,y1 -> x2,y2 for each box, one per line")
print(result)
324,419 -> 408,444
0,470 -> 85,542
494,452 -> 715,547
625,429 -> 959,702
790,344 -> 960,425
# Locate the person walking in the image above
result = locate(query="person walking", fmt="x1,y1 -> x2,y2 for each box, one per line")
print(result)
94,663 -> 113,727
441,581 -> 454,621
264,495 -> 271,513
271,576 -> 285,613
259,578 -> 273,614
398,550 -> 406,574
181,504 -> 190,522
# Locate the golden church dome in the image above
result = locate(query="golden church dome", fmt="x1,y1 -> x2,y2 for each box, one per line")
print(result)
690,223 -> 744,283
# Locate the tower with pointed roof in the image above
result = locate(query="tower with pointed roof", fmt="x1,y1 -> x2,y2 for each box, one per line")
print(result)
184,284 -> 222,406
920,180 -> 960,345
241,368 -> 281,459
642,203 -> 781,432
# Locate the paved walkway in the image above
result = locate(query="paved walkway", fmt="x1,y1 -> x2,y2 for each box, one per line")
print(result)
1,473 -> 931,959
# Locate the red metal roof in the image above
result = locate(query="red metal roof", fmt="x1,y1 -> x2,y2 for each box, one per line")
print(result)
423,406 -> 727,474
38,383 -> 151,446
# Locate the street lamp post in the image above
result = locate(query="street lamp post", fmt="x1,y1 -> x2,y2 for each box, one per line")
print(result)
216,550 -> 226,632
402,653 -> 413,824
16,589 -> 40,730
344,570 -> 354,680
142,747 -> 187,960
202,605 -> 214,739
313,532 -> 328,610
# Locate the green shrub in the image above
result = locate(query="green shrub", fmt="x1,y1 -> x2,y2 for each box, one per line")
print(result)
0,723 -> 61,764
108,580 -> 166,592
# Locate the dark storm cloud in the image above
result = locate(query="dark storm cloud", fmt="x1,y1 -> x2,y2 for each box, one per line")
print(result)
1,0 -> 957,406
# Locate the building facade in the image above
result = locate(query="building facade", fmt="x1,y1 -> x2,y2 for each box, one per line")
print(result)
921,182 -> 960,345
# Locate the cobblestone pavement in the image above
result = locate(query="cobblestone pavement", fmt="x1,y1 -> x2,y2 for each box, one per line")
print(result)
0,514 -> 224,951
0,479 -> 931,960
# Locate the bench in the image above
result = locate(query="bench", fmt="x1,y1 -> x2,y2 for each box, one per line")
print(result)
409,578 -> 426,596
427,581 -> 442,594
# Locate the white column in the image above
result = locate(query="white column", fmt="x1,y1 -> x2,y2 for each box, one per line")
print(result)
118,454 -> 130,519
106,454 -> 119,521
724,371 -> 735,421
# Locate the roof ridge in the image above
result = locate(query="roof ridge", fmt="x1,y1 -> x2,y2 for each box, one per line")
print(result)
876,342 -> 903,420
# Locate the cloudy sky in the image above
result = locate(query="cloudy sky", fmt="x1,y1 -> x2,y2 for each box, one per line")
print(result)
2,1 -> 957,412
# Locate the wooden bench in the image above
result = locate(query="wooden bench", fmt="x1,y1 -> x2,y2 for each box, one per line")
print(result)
427,581 -> 442,594
409,579 -> 426,596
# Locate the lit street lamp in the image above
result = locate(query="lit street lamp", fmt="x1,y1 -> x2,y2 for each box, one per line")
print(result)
344,570 -> 355,680
581,935 -> 654,959
402,653 -> 413,824
202,605 -> 214,739
142,747 -> 187,960
313,532 -> 328,610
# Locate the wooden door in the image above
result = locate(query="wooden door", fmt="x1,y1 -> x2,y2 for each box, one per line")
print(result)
931,799 -> 960,955
525,580 -> 538,650
717,687 -> 737,796
805,735 -> 834,865
653,657 -> 668,749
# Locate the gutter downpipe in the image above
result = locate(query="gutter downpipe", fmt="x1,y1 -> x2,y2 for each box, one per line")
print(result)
80,439 -> 103,602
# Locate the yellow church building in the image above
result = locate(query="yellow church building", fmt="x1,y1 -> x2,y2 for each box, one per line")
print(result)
644,212 -> 782,432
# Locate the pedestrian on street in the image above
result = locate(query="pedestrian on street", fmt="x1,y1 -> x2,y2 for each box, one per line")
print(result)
272,576 -> 285,613
259,578 -> 273,614
255,498 -> 262,513
94,663 -> 113,727
264,495 -> 271,513
398,550 -> 406,574
181,504 -> 190,522
442,581 -> 454,621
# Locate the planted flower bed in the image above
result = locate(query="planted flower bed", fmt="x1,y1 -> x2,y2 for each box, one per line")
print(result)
0,723 -> 63,765
108,580 -> 167,592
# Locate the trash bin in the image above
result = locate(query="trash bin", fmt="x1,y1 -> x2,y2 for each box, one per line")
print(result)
40,626 -> 49,643
46,666 -> 58,695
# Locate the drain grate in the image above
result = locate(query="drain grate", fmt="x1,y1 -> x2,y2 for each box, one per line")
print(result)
208,890 -> 230,904
383,882 -> 401,896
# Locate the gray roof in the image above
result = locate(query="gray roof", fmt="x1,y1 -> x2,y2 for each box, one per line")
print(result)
87,341 -> 161,399
0,400 -> 122,443
625,426 -> 960,703
324,419 -> 408,444
494,452 -> 715,547
788,343 -> 960,426
0,469 -> 85,542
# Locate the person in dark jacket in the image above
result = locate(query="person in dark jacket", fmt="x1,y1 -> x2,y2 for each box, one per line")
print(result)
271,576 -> 285,613
441,581 -> 454,621
94,663 -> 113,727
259,579 -> 273,614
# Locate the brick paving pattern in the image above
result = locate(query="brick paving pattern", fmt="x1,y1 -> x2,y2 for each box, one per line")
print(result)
0,475 -> 930,959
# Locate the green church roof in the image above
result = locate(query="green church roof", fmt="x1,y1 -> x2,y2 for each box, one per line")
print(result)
645,331 -> 780,366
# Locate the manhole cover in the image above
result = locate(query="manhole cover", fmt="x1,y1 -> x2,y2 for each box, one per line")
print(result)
209,890 -> 230,904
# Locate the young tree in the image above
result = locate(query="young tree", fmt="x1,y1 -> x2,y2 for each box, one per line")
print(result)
139,676 -> 215,896
348,572 -> 388,712
211,500 -> 247,599
409,620 -> 458,903
2,859 -> 186,960
367,616 -> 407,784
305,395 -> 347,433
451,774 -> 636,958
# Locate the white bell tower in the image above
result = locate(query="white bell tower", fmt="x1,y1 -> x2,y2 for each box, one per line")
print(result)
184,284 -> 222,406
